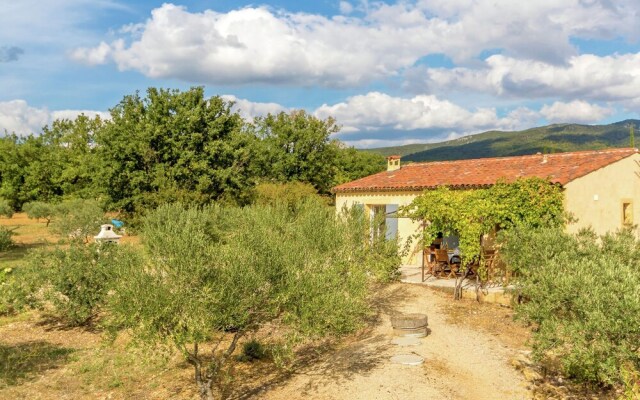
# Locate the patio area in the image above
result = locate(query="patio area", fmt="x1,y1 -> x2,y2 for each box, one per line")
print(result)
399,264 -> 514,305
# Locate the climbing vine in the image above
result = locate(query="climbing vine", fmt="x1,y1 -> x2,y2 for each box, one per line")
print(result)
400,177 -> 565,267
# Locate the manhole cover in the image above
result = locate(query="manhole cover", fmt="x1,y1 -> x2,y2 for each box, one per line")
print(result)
390,354 -> 424,366
391,337 -> 421,346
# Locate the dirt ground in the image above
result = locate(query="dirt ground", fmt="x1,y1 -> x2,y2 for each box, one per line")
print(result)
0,283 -> 532,400
254,283 -> 531,400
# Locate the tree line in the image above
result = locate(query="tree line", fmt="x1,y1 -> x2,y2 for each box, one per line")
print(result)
0,87 -> 384,214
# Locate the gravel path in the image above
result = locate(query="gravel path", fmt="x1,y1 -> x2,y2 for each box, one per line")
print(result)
261,283 -> 530,400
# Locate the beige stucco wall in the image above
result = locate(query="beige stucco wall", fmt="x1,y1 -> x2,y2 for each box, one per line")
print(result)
564,153 -> 640,235
335,191 -> 423,265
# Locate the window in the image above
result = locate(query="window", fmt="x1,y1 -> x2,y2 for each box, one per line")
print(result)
368,204 -> 398,241
622,201 -> 633,227
385,204 -> 398,240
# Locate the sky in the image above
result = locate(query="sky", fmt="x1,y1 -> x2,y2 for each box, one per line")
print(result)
1,0 -> 640,148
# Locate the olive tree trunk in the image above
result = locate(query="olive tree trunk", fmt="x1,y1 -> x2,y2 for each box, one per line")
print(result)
187,332 -> 243,400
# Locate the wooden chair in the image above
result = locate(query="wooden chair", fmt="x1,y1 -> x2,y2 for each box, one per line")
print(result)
480,249 -> 497,282
433,249 -> 451,278
422,246 -> 437,281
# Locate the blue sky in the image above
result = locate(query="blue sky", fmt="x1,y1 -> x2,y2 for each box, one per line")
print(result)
1,0 -> 640,147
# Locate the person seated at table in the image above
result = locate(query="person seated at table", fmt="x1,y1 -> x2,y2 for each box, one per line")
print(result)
431,232 -> 443,249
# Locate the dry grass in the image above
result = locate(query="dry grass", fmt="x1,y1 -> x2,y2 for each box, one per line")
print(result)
0,213 -> 59,270
0,213 -> 193,398
439,290 -> 531,350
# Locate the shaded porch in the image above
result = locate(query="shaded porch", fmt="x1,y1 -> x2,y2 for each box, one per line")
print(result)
398,264 -> 514,306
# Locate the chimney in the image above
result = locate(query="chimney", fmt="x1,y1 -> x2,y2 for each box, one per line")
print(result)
536,152 -> 548,164
387,155 -> 401,171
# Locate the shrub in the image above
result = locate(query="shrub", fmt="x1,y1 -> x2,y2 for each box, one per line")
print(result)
29,243 -> 140,326
0,227 -> 14,252
238,340 -> 267,362
253,182 -> 324,209
500,227 -> 640,387
0,264 -> 45,316
620,363 -> 640,400
340,205 -> 401,283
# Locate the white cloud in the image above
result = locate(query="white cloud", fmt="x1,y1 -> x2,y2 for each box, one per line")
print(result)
314,92 -> 531,134
71,3 -> 429,86
70,1 -> 640,87
342,138 -> 433,148
339,1 -> 354,14
420,53 -> 640,104
0,100 -> 109,136
540,100 -> 613,124
0,100 -> 51,136
221,95 -> 289,122
51,109 -> 110,122
69,42 -> 112,65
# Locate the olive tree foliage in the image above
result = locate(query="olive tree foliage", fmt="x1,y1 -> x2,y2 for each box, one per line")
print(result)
24,243 -> 141,326
23,201 -> 56,226
105,200 -> 396,400
52,199 -> 106,243
0,198 -> 14,218
0,198 -> 16,251
500,227 -> 640,387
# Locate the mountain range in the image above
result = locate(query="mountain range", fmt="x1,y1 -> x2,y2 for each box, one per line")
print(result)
363,120 -> 639,162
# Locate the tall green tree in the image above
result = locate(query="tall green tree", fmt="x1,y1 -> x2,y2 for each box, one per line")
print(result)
0,134 -> 61,208
40,115 -> 104,199
0,115 -> 103,209
333,145 -> 386,186
252,111 -> 340,193
95,87 -> 252,213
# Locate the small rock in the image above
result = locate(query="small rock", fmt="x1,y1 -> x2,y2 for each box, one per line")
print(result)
510,353 -> 532,370
522,366 -> 542,382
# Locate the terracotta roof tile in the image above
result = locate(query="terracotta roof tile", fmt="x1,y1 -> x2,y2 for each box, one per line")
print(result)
333,148 -> 638,193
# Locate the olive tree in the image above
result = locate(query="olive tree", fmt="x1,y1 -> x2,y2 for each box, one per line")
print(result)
106,200 -> 393,400
0,198 -> 16,251
0,198 -> 14,218
52,198 -> 105,242
23,201 -> 56,226
500,227 -> 640,386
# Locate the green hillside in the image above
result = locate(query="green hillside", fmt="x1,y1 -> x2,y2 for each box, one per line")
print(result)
364,120 -> 638,162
